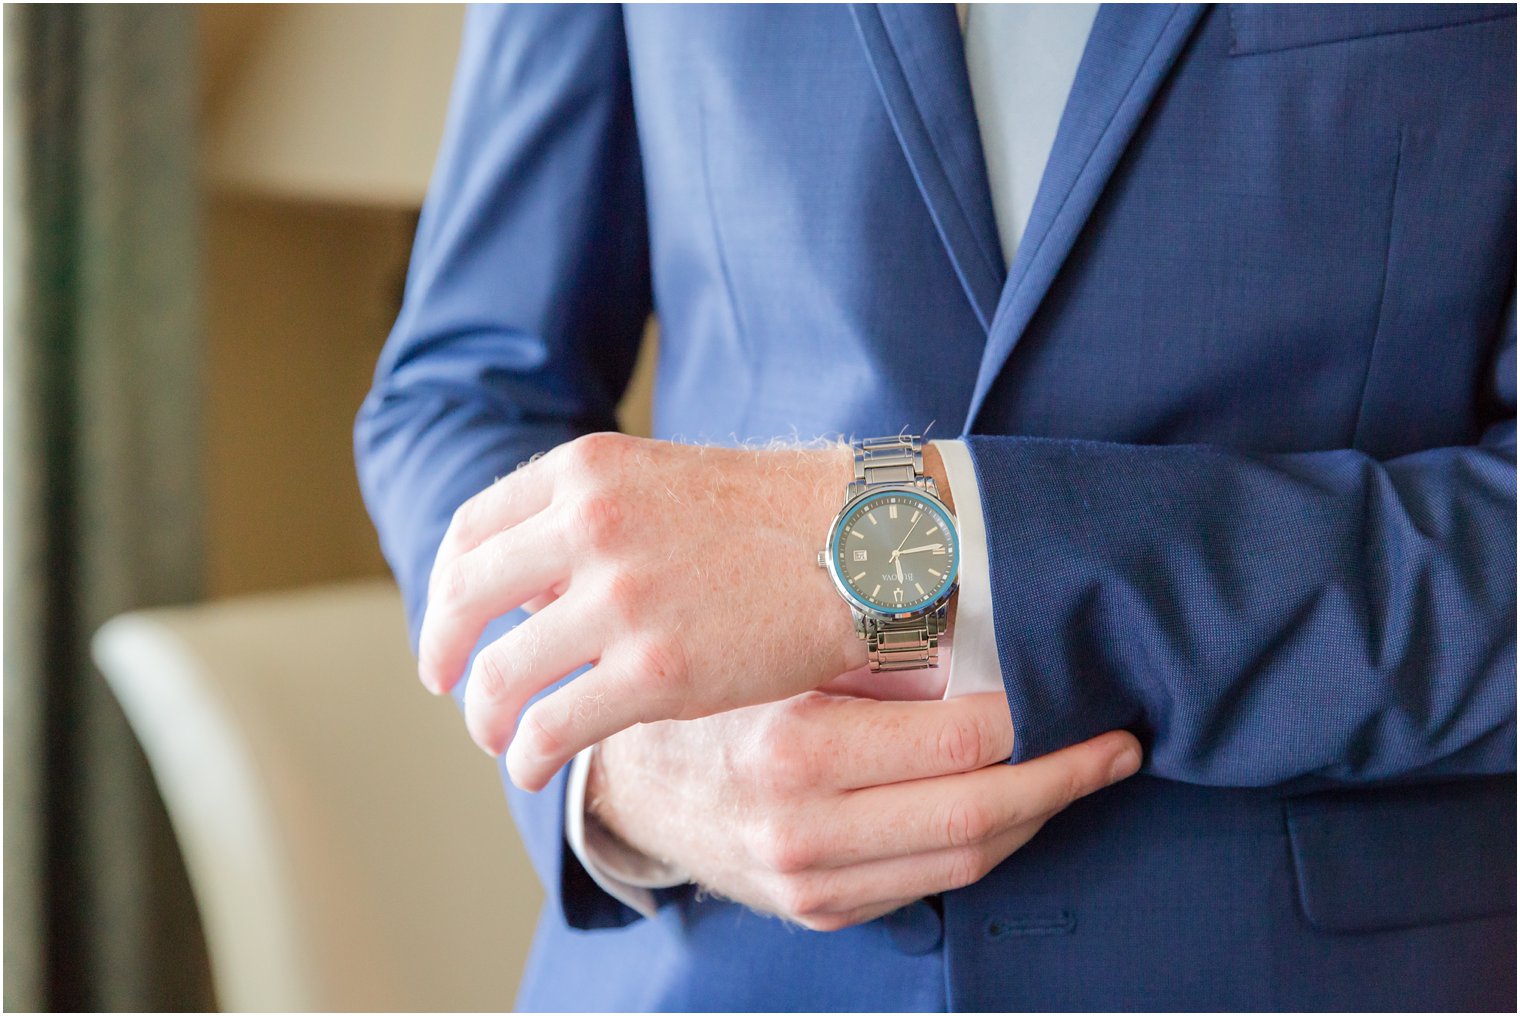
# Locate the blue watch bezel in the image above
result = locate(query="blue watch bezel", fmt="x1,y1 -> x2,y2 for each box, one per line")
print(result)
826,487 -> 960,620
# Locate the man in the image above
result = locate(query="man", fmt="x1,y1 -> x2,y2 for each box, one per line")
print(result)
356,4 -> 1516,1010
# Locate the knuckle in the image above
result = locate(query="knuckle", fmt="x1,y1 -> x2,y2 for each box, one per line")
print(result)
596,568 -> 644,628
568,494 -> 624,552
778,690 -> 829,722
515,707 -> 564,764
935,713 -> 988,772
470,648 -> 512,704
566,431 -> 629,476
774,875 -> 827,921
753,821 -> 814,874
751,720 -> 813,791
940,796 -> 995,848
943,846 -> 987,891
626,634 -> 690,697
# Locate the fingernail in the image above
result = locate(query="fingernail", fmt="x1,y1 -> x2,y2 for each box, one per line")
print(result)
1108,746 -> 1141,784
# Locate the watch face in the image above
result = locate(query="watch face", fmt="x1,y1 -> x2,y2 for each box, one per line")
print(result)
830,490 -> 958,615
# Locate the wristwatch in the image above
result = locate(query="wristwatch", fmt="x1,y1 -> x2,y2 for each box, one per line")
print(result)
817,435 -> 959,671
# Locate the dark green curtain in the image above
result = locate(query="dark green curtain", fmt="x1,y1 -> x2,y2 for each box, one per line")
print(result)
4,6 -> 214,1011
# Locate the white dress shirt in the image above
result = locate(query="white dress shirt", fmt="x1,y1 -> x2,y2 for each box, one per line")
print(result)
565,3 -> 1101,917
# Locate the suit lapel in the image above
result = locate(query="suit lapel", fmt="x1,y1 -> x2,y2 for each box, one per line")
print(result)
851,3 -> 1005,332
963,4 -> 1207,430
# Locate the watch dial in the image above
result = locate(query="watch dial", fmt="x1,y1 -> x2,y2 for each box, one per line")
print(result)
832,491 -> 958,614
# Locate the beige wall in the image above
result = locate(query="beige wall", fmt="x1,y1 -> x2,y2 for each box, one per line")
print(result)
203,196 -> 409,597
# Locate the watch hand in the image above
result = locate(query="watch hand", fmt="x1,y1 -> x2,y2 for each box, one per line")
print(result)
890,513 -> 924,559
896,555 -> 903,583
897,544 -> 943,555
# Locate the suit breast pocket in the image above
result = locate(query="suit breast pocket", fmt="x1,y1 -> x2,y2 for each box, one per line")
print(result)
1228,4 -> 1514,57
1284,776 -> 1516,934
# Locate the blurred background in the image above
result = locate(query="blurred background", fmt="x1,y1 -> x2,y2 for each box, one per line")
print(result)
5,6 -> 655,1011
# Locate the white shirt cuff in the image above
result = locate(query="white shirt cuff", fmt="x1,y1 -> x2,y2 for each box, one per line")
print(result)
565,743 -> 688,919
932,439 -> 1003,699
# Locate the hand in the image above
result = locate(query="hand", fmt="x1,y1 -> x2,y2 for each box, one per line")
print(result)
418,432 -> 871,791
588,691 -> 1141,930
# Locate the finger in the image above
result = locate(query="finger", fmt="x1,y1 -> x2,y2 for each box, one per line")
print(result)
505,639 -> 686,791
788,895 -> 920,933
803,729 -> 1142,868
775,823 -> 1036,927
809,692 -> 1016,790
419,510 -> 572,694
432,450 -> 559,584
822,897 -> 921,932
462,593 -> 602,756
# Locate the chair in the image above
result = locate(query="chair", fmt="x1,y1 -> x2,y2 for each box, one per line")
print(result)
91,579 -> 541,1011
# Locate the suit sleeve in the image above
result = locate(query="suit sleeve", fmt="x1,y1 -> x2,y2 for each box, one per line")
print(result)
354,3 -> 650,929
970,293 -> 1516,786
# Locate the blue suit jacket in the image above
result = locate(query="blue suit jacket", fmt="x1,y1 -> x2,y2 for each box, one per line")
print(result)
356,4 -> 1517,1010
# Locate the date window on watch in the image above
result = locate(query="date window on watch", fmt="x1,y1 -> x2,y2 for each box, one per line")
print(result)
852,549 -> 868,562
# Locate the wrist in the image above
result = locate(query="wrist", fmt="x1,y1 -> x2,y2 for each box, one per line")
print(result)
580,740 -> 693,902
814,431 -> 954,669
585,741 -> 644,859
815,444 -> 869,670
922,440 -> 956,515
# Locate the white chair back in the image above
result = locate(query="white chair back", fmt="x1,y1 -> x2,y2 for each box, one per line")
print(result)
92,579 -> 539,1011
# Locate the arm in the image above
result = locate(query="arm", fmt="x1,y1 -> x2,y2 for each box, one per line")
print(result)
354,3 -> 650,928
970,295 -> 1517,786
